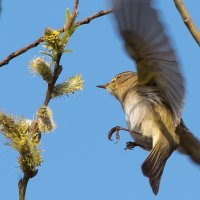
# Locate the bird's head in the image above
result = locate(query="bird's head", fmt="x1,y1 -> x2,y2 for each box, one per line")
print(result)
97,71 -> 138,102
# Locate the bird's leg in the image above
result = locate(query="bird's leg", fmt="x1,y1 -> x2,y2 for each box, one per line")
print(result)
108,126 -> 142,145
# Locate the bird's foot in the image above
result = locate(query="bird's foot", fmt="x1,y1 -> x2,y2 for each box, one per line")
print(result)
108,126 -> 130,144
124,141 -> 145,150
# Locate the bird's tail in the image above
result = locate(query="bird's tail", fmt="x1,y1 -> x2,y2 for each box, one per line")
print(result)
141,142 -> 176,195
177,119 -> 200,164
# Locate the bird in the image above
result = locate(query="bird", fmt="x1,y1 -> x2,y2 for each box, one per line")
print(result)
97,0 -> 185,195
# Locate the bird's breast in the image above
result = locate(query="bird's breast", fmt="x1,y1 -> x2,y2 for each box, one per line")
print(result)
123,91 -> 152,132
123,91 -> 161,147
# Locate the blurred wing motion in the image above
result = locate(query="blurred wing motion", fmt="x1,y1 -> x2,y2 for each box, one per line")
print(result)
112,0 -> 185,124
177,120 -> 200,165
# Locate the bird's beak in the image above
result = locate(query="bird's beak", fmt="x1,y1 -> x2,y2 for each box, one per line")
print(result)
96,84 -> 107,89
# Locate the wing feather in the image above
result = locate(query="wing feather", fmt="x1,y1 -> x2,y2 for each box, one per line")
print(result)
112,0 -> 185,124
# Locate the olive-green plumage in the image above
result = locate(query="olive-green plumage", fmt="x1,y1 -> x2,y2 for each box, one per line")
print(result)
98,0 -> 186,194
98,0 -> 200,193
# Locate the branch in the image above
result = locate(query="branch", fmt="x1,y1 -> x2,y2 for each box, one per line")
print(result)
65,0 -> 79,31
0,37 -> 44,67
174,0 -> 200,46
0,9 -> 112,68
75,9 -> 112,26
17,1 -> 81,198
43,0 -> 79,107
18,175 -> 29,200
43,52 -> 62,106
1,1 -> 110,200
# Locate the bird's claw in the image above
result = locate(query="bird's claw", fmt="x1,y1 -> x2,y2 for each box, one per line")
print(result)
108,126 -> 121,143
124,141 -> 138,150
124,141 -> 146,150
108,126 -> 131,144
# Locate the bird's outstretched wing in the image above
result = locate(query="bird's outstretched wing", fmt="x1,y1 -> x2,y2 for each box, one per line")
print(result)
112,0 -> 185,124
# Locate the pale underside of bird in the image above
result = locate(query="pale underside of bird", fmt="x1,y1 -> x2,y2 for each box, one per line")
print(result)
97,0 -> 190,195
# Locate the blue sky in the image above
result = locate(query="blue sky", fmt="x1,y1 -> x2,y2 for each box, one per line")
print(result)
0,0 -> 200,199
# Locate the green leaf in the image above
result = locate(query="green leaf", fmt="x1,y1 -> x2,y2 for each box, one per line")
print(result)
68,25 -> 77,37
65,9 -> 71,23
62,49 -> 73,53
60,32 -> 69,47
40,51 -> 54,59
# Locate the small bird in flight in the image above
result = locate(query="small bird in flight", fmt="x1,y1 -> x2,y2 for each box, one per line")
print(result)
97,0 -> 185,194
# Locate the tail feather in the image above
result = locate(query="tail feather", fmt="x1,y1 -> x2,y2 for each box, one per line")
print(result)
177,119 -> 200,165
142,143 -> 175,195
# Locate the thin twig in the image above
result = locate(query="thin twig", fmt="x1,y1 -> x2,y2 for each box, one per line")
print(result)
43,0 -> 80,107
43,54 -> 62,106
75,9 -> 112,27
0,37 -> 44,67
65,0 -> 79,31
0,9 -> 112,68
18,176 -> 29,200
174,0 -> 200,46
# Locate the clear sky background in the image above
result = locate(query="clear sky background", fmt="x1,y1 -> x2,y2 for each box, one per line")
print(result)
0,0 -> 200,199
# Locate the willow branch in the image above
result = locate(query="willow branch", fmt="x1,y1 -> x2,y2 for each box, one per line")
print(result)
43,0 -> 80,107
0,37 -> 44,67
0,9 -> 112,68
75,9 -> 112,27
18,1 -> 80,198
18,176 -> 29,200
43,53 -> 62,106
65,0 -> 79,31
174,0 -> 200,46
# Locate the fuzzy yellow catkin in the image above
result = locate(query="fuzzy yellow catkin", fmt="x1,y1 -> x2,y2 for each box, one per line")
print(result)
0,113 -> 28,148
18,141 -> 42,174
52,74 -> 83,98
44,28 -> 65,52
36,106 -> 56,133
0,112 -> 42,174
29,57 -> 53,83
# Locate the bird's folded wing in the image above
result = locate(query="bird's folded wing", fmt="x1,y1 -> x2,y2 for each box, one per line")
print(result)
112,0 -> 185,124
